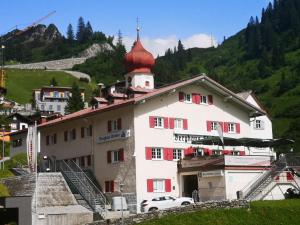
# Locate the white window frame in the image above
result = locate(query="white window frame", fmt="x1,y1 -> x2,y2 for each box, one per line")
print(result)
211,121 -> 218,131
173,149 -> 183,160
228,123 -> 236,133
153,179 -> 165,193
152,148 -> 163,160
201,95 -> 208,104
254,120 -> 264,130
111,150 -> 120,163
174,118 -> 183,130
154,117 -> 163,128
184,93 -> 192,103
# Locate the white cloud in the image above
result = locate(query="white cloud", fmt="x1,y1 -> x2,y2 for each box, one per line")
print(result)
121,33 -> 217,57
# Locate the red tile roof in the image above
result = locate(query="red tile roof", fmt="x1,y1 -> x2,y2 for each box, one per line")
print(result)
38,75 -> 266,129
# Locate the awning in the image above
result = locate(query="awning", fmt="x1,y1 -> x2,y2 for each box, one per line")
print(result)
192,137 -> 294,148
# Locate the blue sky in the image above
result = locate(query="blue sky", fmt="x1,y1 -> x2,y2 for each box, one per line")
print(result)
0,0 -> 270,56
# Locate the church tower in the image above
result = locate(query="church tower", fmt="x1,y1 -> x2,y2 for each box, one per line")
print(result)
124,26 -> 155,90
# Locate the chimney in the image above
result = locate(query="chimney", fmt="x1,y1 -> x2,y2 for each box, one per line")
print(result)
97,83 -> 105,97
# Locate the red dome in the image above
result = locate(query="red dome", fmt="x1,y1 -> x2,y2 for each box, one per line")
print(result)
125,39 -> 155,73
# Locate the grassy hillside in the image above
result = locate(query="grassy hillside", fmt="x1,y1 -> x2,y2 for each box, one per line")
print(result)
5,69 -> 96,104
140,200 -> 300,225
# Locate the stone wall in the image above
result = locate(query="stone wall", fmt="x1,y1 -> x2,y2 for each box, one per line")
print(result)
89,200 -> 249,225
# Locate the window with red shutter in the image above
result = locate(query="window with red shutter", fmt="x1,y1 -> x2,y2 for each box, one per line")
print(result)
165,179 -> 171,192
169,118 -> 175,129
208,95 -> 213,105
183,119 -> 188,130
117,118 -> 122,130
236,123 -> 241,134
163,117 -> 169,129
145,147 -> 152,160
206,121 -> 212,132
224,122 -> 229,133
192,93 -> 201,104
119,148 -> 124,161
105,181 -> 110,192
149,116 -> 155,128
110,181 -> 115,192
163,148 -> 173,161
107,151 -> 111,163
107,120 -> 112,132
147,179 -> 154,192
179,92 -> 184,102
46,135 -> 49,145
53,134 -> 57,144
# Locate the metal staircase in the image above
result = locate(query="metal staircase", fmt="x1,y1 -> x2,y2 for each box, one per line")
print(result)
242,155 -> 288,200
57,159 -> 109,216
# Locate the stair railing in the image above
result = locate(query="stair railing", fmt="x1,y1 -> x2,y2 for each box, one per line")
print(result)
57,160 -> 107,213
65,159 -> 108,207
242,155 -> 287,200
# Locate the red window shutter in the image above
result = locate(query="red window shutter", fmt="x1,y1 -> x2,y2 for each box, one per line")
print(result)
147,179 -> 154,192
287,172 -> 294,181
105,181 -> 110,192
192,93 -> 197,104
53,134 -> 57,144
168,148 -> 174,160
107,120 -> 112,132
119,148 -> 124,161
240,151 -> 246,156
64,131 -> 68,141
183,119 -> 188,130
164,148 -> 173,161
164,117 -> 169,129
223,150 -> 229,155
192,93 -> 201,104
179,92 -> 184,102
206,121 -> 212,132
110,181 -> 115,192
184,147 -> 194,156
145,147 -> 152,160
117,118 -> 122,130
165,179 -> 171,192
163,148 -> 169,160
236,123 -> 240,134
149,116 -> 155,128
169,118 -> 175,129
208,149 -> 213,156
208,95 -> 213,105
224,122 -> 229,133
107,151 -> 111,163
228,150 -> 233,155
81,127 -> 85,138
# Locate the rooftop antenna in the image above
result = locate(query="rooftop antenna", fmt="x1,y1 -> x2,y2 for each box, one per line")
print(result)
136,17 -> 140,40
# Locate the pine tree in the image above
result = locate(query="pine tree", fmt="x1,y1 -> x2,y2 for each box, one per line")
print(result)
66,24 -> 74,41
85,21 -> 93,41
65,82 -> 84,114
177,40 -> 184,52
76,17 -> 86,43
116,30 -> 123,46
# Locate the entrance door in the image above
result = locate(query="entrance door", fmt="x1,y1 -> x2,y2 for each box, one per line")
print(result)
183,175 -> 198,197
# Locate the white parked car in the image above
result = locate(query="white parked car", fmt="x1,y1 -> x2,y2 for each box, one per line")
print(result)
141,196 -> 194,212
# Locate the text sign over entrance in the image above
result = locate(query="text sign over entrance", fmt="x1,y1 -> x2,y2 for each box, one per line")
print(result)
174,133 -> 209,144
97,129 -> 131,144
198,170 -> 224,178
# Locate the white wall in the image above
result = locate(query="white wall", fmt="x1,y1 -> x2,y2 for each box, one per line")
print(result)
134,84 -> 252,212
125,73 -> 154,89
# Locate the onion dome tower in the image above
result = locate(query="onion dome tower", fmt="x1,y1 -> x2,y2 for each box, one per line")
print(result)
124,25 -> 155,90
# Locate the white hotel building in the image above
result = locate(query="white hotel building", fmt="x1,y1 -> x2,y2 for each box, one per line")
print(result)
38,35 -> 296,213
